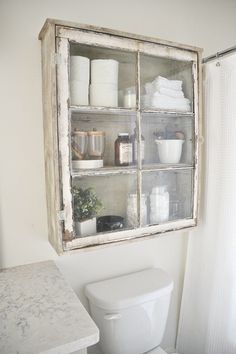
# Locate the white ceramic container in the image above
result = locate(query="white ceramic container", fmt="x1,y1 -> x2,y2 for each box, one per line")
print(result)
91,59 -> 119,84
70,80 -> 89,105
90,83 -> 118,107
70,56 -> 90,82
155,139 -> 184,164
74,217 -> 96,237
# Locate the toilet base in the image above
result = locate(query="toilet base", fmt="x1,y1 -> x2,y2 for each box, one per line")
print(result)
146,347 -> 179,354
88,343 -> 179,354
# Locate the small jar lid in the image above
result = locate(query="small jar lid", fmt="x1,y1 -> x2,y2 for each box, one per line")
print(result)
152,185 -> 168,194
128,193 -> 146,198
88,131 -> 105,136
73,130 -> 87,136
124,86 -> 135,94
118,133 -> 129,137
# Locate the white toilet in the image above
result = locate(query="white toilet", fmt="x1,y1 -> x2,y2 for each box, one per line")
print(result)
85,268 -> 179,354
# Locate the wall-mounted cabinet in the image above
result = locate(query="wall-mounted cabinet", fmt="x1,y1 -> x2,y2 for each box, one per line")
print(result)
39,19 -> 202,254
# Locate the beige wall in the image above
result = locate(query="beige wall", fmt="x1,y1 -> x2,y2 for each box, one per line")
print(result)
1,0 -> 236,350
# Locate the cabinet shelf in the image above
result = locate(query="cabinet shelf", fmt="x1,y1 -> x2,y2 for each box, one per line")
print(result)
70,105 -> 137,116
141,109 -> 194,117
64,217 -> 197,251
71,166 -> 137,177
71,164 -> 193,178
70,105 -> 194,118
142,163 -> 194,172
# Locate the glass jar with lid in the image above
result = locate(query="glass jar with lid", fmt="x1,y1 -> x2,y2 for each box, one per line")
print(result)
87,129 -> 105,160
150,185 -> 169,224
114,133 -> 133,166
71,129 -> 88,160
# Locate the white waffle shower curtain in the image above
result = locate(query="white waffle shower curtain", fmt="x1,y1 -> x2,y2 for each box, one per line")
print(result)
176,52 -> 236,354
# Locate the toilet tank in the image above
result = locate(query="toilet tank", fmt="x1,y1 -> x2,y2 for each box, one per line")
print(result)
85,268 -> 173,354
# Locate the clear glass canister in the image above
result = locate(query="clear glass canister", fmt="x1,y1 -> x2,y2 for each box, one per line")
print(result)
71,130 -> 88,160
88,130 -> 105,160
123,86 -> 136,108
150,185 -> 169,224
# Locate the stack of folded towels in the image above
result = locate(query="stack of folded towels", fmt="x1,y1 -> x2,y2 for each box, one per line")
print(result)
142,75 -> 191,111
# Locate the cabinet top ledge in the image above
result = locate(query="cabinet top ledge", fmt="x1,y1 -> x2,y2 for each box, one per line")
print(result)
38,18 -> 203,54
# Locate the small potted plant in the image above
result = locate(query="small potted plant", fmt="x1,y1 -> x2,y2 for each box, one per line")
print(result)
73,186 -> 103,237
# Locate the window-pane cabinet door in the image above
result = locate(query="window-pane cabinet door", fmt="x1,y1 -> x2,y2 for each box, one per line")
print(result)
54,25 -> 200,250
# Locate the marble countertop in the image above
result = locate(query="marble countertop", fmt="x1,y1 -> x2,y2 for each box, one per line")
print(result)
0,261 -> 99,354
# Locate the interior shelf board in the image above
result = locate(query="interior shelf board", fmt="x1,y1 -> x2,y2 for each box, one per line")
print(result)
141,109 -> 194,117
142,163 -> 194,172
71,165 -> 137,177
70,105 -> 137,116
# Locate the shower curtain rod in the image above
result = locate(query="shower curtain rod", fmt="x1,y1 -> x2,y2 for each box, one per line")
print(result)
203,45 -> 236,63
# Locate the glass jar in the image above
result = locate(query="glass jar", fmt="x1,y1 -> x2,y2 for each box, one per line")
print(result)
71,130 -> 88,160
123,86 -> 136,108
150,185 -> 169,224
115,133 -> 133,166
87,130 -> 105,160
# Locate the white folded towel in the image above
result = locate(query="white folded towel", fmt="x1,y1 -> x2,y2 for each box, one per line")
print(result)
144,82 -> 153,95
157,86 -> 184,98
141,94 -> 151,107
144,78 -> 184,97
153,75 -> 183,91
150,94 -> 191,111
142,76 -> 190,111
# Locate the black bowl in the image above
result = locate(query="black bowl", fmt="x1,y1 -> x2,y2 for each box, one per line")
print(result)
97,215 -> 124,232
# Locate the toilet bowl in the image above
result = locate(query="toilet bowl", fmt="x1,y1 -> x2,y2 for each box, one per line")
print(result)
85,268 -> 178,354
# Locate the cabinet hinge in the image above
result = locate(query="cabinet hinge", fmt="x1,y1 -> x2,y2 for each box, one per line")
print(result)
58,210 -> 65,221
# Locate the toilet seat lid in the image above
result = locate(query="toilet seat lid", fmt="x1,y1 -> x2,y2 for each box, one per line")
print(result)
85,268 -> 173,310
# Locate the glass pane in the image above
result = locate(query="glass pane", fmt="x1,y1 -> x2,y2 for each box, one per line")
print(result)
142,169 -> 193,225
72,174 -> 138,237
140,53 -> 193,112
141,113 -> 194,167
71,112 -> 137,169
69,43 -> 137,108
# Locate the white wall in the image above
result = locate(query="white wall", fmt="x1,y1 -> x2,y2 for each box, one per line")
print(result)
1,0 -> 236,350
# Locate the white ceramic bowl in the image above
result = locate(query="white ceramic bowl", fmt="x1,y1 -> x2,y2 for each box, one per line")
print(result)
155,139 -> 184,164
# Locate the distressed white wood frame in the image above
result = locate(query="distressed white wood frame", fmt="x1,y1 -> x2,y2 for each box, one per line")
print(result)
57,37 -> 74,241
40,24 -> 64,253
39,19 -> 202,254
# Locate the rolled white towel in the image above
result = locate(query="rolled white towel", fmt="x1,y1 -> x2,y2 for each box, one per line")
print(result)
153,76 -> 183,91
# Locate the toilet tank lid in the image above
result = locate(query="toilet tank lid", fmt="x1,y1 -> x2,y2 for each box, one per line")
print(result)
85,268 -> 174,310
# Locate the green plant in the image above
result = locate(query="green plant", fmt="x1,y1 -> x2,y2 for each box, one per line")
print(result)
73,186 -> 103,222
